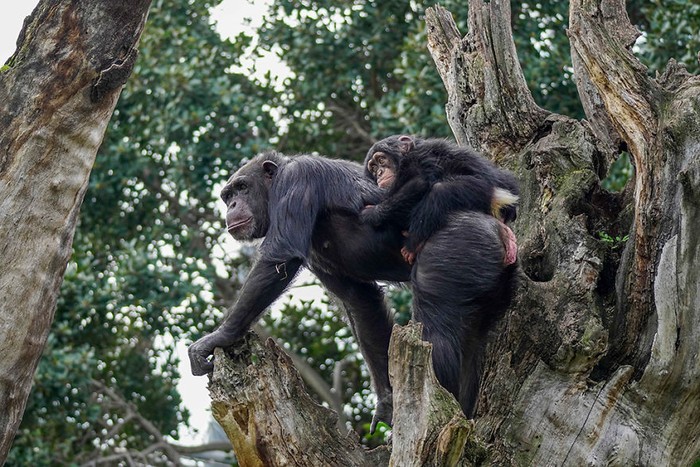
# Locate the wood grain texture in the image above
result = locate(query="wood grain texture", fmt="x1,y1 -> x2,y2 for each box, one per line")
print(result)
423,1 -> 700,464
0,1 -> 151,461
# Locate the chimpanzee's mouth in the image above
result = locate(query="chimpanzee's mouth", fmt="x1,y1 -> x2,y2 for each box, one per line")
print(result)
377,173 -> 394,189
227,217 -> 252,233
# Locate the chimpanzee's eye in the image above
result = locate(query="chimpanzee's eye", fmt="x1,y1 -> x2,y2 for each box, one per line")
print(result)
221,186 -> 233,203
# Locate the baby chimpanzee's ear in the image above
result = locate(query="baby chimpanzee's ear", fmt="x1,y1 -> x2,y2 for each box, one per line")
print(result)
397,135 -> 415,154
262,160 -> 278,179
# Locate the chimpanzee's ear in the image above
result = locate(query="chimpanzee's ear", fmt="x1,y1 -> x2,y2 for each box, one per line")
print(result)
397,135 -> 415,154
262,160 -> 278,179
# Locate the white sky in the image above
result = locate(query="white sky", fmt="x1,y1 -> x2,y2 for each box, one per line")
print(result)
0,0 -> 294,447
0,4 -> 35,62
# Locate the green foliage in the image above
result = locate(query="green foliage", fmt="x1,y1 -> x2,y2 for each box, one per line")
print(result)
602,153 -> 634,192
362,421 -> 391,447
632,0 -> 700,75
7,338 -> 99,466
258,0 -> 463,158
598,231 -> 630,249
512,1 -> 585,118
388,286 -> 413,326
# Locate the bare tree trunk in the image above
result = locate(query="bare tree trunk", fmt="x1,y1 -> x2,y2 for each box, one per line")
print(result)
209,323 -> 483,466
426,1 -> 700,465
0,1 -> 151,462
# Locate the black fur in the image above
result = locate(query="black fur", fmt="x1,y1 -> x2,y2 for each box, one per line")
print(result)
363,135 -> 519,255
189,151 -> 516,428
412,212 -> 516,416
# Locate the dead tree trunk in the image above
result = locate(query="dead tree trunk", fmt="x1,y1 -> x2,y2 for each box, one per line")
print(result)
0,1 -> 151,462
426,1 -> 700,465
209,323 -> 483,466
208,1 -> 699,465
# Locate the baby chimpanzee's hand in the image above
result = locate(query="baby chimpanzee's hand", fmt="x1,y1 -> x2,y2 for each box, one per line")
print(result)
360,205 -> 383,226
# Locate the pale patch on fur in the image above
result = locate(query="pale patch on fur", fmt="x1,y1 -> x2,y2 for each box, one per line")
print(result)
491,188 -> 519,219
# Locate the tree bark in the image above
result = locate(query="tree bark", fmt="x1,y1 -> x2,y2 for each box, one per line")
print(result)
0,1 -> 151,462
208,332 -> 391,467
209,323 -> 487,466
425,1 -> 700,465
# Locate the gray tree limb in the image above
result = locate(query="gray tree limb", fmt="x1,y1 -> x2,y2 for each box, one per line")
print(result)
0,1 -> 151,462
423,1 -> 700,465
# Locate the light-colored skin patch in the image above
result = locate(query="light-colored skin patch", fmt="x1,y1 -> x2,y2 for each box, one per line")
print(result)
367,151 -> 397,190
377,171 -> 395,189
500,222 -> 518,265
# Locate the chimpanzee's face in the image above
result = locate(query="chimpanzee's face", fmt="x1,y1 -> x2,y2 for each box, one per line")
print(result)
366,151 -> 397,189
220,158 -> 276,240
364,135 -> 416,189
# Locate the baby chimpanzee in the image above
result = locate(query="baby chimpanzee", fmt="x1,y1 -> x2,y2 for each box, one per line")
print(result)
362,135 -> 519,263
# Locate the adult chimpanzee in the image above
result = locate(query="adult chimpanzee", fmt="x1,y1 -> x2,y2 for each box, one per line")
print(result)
188,150 -> 517,429
363,135 -> 519,263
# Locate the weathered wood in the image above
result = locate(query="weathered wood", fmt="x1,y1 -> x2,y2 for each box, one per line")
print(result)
425,1 -> 700,465
0,1 -> 151,462
570,45 -> 622,166
208,323 -> 493,467
570,0 -> 663,374
389,322 -> 486,467
208,332 -> 390,467
570,2 -> 700,462
425,3 -> 549,157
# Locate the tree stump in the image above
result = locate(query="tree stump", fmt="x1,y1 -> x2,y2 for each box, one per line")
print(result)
209,322 -> 488,466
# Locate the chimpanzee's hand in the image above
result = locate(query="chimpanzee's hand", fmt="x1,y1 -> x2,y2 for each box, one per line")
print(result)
400,246 -> 417,265
360,205 -> 383,226
370,395 -> 393,434
188,330 -> 231,376
401,238 -> 424,265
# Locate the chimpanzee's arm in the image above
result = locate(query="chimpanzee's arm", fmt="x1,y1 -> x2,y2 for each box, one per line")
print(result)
405,175 -> 494,253
361,153 -> 441,228
361,176 -> 429,228
188,257 -> 302,376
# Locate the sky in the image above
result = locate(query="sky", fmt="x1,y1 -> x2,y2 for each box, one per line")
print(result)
0,0 -> 287,447
0,4 -> 35,63
0,1 -> 265,60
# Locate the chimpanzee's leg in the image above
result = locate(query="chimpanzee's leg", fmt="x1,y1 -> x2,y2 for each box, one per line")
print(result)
411,212 -> 515,417
458,331 -> 488,417
313,269 -> 394,433
410,291 -> 463,397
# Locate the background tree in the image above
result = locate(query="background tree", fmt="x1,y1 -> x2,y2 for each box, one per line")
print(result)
0,0 -> 153,464
5,0 -> 277,463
